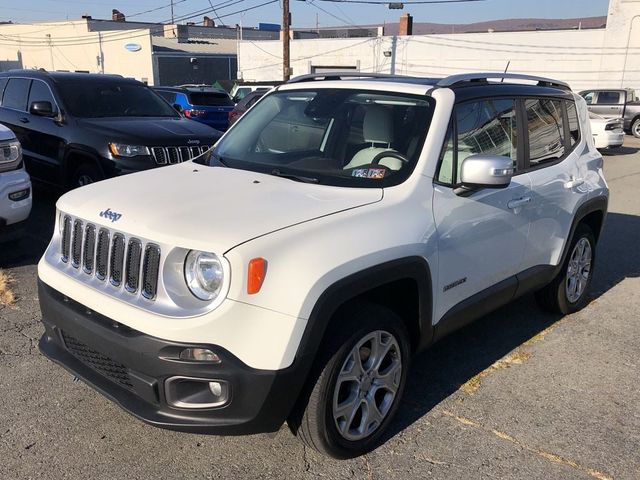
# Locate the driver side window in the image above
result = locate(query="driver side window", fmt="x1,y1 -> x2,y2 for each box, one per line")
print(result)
437,99 -> 518,185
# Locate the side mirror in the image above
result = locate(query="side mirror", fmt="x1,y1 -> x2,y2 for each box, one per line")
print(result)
30,101 -> 56,117
173,103 -> 183,113
232,95 -> 240,104
459,154 -> 514,189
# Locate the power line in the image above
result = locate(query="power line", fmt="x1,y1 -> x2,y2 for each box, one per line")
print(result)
312,0 -> 487,5
0,0 -> 258,46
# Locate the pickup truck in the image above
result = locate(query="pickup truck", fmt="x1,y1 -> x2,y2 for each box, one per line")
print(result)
579,88 -> 640,138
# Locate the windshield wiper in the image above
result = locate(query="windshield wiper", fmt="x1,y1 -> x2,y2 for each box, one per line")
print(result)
270,169 -> 319,184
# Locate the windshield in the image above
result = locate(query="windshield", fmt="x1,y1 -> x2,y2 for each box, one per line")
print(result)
58,82 -> 179,118
188,92 -> 234,107
207,88 -> 435,187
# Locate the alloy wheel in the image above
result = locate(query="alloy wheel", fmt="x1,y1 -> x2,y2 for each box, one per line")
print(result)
565,237 -> 592,303
332,330 -> 402,442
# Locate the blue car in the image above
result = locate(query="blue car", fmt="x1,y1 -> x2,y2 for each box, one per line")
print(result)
154,86 -> 234,132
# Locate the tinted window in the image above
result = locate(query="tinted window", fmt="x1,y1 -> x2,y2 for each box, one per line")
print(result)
0,78 -> 7,105
581,92 -> 595,105
28,80 -> 58,113
57,82 -> 178,118
438,99 -> 518,184
525,98 -> 565,166
188,92 -> 234,107
566,100 -> 580,147
596,91 -> 621,105
156,90 -> 177,103
3,78 -> 31,111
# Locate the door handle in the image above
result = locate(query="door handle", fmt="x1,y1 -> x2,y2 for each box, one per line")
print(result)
19,117 -> 29,123
564,178 -> 585,189
507,197 -> 531,209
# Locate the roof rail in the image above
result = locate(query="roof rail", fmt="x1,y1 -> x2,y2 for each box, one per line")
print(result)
437,72 -> 570,90
287,72 -> 406,84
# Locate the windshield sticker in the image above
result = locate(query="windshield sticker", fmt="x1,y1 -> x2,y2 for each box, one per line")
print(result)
352,168 -> 386,179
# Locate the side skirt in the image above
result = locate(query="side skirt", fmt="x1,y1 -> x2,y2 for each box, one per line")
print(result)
433,265 -> 557,342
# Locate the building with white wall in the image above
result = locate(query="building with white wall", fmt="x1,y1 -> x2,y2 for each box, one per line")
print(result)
0,18 -> 244,85
239,0 -> 640,91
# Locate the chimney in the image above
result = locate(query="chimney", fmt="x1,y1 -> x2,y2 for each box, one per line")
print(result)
203,16 -> 215,27
112,9 -> 125,22
399,13 -> 413,36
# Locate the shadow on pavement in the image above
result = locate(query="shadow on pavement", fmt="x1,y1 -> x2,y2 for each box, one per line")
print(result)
385,211 -> 640,442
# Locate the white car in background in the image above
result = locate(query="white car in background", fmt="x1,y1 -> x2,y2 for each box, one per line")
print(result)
0,125 -> 32,242
589,112 -> 624,150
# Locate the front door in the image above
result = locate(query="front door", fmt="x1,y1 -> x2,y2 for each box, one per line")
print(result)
432,98 -> 531,323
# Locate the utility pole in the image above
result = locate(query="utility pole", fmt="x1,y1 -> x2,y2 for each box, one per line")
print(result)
170,0 -> 175,24
282,0 -> 290,81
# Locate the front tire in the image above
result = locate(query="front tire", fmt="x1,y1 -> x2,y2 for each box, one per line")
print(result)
291,303 -> 410,459
535,224 -> 596,314
69,163 -> 103,190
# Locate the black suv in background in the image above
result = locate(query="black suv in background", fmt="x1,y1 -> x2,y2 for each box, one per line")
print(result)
0,71 -> 222,188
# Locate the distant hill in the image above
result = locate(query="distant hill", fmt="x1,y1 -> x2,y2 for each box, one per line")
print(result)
381,16 -> 607,35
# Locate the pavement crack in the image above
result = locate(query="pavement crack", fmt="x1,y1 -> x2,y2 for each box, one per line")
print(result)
301,444 -> 311,472
439,409 -> 613,480
460,349 -> 532,395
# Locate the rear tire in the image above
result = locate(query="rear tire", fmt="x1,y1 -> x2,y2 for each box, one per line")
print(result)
535,224 -> 596,314
290,302 -> 410,459
632,118 -> 640,139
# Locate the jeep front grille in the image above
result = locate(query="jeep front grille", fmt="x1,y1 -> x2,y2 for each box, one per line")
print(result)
150,145 -> 210,165
59,215 -> 161,301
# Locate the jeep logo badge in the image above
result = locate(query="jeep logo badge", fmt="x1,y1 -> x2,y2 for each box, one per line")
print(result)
100,208 -> 122,223
187,139 -> 201,145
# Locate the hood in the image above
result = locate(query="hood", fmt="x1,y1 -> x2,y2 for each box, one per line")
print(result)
78,117 -> 221,144
57,163 -> 383,253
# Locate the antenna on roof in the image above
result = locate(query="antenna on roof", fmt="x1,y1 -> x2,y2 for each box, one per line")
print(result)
501,60 -> 511,82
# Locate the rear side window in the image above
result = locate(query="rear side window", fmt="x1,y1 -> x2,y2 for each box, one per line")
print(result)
437,99 -> 518,185
3,78 -> 31,111
525,98 -> 565,167
188,92 -> 234,107
156,90 -> 177,104
596,91 -> 621,105
28,80 -> 58,113
566,100 -> 580,147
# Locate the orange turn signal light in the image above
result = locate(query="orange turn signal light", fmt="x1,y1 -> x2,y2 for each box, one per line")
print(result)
247,258 -> 267,294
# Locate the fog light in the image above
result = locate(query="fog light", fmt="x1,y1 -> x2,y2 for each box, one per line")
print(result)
165,376 -> 230,409
209,381 -> 223,396
8,187 -> 30,201
179,348 -> 221,363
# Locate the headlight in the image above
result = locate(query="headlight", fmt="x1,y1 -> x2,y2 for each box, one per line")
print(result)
108,143 -> 150,157
0,140 -> 22,173
184,250 -> 224,301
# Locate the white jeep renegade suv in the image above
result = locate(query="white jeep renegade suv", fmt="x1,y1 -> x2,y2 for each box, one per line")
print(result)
38,72 -> 608,458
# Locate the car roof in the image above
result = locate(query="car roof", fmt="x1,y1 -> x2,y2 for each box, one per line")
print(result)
154,86 -> 229,95
0,69 -> 139,85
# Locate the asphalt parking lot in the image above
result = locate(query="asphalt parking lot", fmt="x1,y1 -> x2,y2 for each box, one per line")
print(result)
1,138 -> 639,480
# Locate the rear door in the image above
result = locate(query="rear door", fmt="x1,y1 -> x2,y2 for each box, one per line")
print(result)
520,97 -> 587,273
591,91 -> 624,119
0,77 -> 32,163
432,98 -> 532,323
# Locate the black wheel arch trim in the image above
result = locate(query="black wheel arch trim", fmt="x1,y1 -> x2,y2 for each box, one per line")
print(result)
285,257 -> 434,420
558,195 -> 608,270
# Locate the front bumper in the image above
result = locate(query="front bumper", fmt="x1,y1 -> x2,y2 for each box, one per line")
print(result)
38,280 -> 302,435
0,167 -> 32,227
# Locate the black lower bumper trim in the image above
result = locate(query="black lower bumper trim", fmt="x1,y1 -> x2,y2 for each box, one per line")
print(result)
38,280 -> 305,435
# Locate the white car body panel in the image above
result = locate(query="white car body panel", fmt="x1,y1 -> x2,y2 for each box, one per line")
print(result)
589,114 -> 625,149
0,124 -> 32,228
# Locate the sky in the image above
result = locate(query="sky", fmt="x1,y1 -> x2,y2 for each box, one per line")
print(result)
0,0 -> 611,30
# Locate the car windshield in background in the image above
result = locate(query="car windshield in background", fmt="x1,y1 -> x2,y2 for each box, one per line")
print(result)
58,82 -> 179,118
188,92 -> 234,107
207,89 -> 435,187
